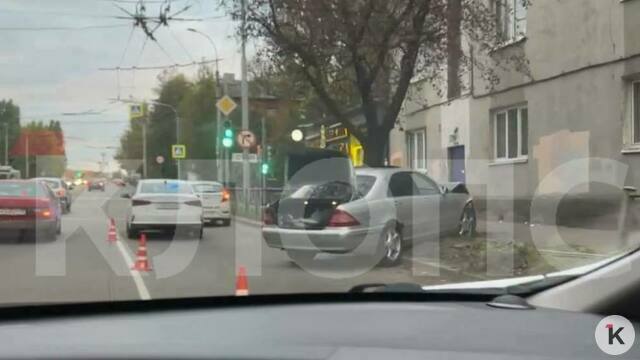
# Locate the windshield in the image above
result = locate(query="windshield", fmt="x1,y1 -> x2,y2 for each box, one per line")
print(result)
192,183 -> 222,193
139,182 -> 192,194
41,179 -> 61,189
0,182 -> 43,197
0,0 -> 639,311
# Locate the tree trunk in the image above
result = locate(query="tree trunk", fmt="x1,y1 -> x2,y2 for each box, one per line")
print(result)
363,127 -> 390,167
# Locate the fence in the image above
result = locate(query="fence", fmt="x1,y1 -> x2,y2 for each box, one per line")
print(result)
229,187 -> 283,221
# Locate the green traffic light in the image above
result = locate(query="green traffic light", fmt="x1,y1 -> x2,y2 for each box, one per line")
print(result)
224,128 -> 233,138
261,163 -> 269,175
222,137 -> 233,148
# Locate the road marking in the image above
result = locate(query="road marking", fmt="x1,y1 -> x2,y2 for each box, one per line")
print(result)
115,238 -> 152,300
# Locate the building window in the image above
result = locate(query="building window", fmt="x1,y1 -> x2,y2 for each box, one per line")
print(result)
494,106 -> 528,160
496,0 -> 527,43
633,81 -> 640,144
406,129 -> 426,169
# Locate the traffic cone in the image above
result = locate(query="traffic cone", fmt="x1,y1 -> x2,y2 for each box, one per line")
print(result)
132,233 -> 152,272
235,266 -> 249,296
107,218 -> 117,243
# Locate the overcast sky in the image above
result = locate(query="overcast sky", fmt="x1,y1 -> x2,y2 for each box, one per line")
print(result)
0,0 -> 243,172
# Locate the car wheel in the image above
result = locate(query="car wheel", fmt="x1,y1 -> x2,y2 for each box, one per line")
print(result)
378,225 -> 403,267
222,219 -> 231,227
458,203 -> 477,239
286,250 -> 317,263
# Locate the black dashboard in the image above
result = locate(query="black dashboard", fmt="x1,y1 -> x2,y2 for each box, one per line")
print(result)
0,295 -> 637,359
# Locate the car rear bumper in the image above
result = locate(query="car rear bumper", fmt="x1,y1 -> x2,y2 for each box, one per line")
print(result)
262,225 -> 383,253
0,219 -> 57,232
202,207 -> 230,221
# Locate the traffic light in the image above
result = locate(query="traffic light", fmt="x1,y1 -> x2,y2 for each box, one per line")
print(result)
222,121 -> 233,148
261,163 -> 269,175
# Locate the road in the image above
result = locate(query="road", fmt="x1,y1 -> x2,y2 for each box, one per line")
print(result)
0,183 -> 480,304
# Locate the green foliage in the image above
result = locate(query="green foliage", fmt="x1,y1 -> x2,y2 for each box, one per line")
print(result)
0,99 -> 21,164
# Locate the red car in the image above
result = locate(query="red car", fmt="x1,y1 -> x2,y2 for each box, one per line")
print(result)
0,180 -> 62,241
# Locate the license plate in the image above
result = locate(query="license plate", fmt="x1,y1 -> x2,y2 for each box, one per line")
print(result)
157,203 -> 179,210
0,209 -> 26,216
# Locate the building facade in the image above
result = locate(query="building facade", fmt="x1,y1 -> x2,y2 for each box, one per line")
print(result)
389,0 -> 640,220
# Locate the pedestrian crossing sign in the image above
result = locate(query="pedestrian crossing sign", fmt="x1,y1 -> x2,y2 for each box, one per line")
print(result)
129,103 -> 146,120
172,144 -> 186,159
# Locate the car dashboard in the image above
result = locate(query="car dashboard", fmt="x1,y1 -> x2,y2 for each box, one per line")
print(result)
0,294 -> 636,359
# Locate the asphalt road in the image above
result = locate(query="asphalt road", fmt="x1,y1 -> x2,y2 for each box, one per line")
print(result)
0,183 -> 479,305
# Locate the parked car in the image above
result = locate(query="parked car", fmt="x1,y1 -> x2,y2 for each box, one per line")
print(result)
189,181 -> 231,226
0,180 -> 62,240
88,178 -> 106,192
36,177 -> 72,214
124,179 -> 203,239
263,167 -> 476,267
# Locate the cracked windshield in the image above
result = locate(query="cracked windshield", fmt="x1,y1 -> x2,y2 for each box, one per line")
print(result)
0,0 -> 639,303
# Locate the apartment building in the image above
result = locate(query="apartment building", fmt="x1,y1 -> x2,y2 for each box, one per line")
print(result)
389,0 -> 640,220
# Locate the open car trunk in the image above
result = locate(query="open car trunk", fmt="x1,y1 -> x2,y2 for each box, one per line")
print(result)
271,148 -> 356,230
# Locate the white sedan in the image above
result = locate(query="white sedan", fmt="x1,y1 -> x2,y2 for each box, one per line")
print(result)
124,179 -> 204,239
189,181 -> 231,226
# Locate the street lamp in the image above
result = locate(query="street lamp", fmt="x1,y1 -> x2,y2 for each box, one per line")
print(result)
187,28 -> 220,87
187,28 -> 225,182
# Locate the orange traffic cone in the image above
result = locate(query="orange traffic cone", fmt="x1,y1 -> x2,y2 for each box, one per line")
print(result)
107,218 -> 117,243
235,266 -> 249,296
132,233 -> 152,272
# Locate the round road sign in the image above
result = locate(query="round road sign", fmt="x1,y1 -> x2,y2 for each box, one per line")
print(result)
237,130 -> 257,149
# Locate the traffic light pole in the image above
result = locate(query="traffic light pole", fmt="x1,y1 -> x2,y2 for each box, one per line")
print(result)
261,116 -> 266,208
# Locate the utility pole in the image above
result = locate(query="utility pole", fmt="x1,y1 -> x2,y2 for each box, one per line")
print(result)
241,0 -> 250,206
261,116 -> 266,208
25,134 -> 29,179
2,123 -> 8,166
142,118 -> 148,179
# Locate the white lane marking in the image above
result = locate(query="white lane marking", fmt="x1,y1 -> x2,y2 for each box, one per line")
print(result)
115,239 -> 152,300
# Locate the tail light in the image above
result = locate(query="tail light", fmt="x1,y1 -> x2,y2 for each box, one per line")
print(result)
35,208 -> 52,219
184,200 -> 202,207
327,209 -> 360,227
34,199 -> 53,218
221,189 -> 231,203
263,207 -> 276,225
132,199 -> 152,206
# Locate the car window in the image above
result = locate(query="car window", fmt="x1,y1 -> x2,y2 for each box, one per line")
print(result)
42,180 -> 61,189
356,175 -> 376,197
388,173 -> 417,198
0,182 -> 44,197
410,173 -> 441,196
139,182 -> 192,194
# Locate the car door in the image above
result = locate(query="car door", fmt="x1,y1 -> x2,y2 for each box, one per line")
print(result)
387,172 -> 419,242
409,173 -> 445,238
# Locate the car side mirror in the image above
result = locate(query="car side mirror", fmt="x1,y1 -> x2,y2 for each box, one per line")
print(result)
121,193 -> 131,199
440,186 -> 449,195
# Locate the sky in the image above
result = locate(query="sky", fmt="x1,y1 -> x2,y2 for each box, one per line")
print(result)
0,0 -> 244,172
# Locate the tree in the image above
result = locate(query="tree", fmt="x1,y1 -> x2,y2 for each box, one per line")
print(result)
232,0 -> 513,166
0,99 -> 21,165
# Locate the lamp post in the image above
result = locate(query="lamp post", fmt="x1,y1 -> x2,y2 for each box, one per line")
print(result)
187,28 -> 224,182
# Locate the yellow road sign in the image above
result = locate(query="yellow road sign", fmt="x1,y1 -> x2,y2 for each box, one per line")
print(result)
216,95 -> 237,116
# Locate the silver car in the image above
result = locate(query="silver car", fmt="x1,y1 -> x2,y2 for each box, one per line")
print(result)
262,168 -> 476,267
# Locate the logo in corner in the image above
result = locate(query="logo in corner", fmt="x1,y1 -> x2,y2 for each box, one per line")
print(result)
595,315 -> 635,355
